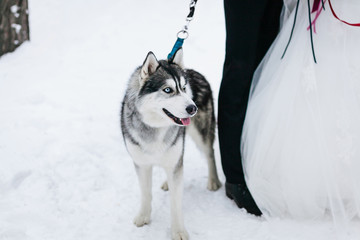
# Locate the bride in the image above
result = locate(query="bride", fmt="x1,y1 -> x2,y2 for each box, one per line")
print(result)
242,0 -> 360,227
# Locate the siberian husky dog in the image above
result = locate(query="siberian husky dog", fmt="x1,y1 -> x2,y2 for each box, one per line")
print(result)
121,48 -> 221,240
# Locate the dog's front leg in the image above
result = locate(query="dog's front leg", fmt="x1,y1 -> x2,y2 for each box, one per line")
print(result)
133,164 -> 153,227
165,159 -> 189,240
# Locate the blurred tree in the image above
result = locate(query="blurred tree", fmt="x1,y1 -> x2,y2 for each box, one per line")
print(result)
0,0 -> 29,57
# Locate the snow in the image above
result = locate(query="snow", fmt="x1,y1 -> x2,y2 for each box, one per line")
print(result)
11,24 -> 22,34
10,5 -> 20,18
0,0 -> 359,239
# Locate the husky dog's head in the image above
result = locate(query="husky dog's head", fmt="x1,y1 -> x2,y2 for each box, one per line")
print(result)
136,49 -> 197,128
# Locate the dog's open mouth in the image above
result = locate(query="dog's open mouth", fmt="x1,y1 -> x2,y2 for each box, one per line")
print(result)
163,108 -> 191,126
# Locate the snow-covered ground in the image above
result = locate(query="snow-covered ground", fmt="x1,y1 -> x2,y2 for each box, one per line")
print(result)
0,0 -> 359,239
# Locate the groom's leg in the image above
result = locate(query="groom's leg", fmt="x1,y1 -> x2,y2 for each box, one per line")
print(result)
218,0 -> 283,214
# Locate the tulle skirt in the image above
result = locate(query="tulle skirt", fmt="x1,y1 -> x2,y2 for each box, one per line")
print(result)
242,0 -> 360,225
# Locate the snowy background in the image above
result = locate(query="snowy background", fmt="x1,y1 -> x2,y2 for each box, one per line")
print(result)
0,0 -> 359,239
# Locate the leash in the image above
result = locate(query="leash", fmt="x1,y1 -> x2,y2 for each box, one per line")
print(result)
167,0 -> 198,61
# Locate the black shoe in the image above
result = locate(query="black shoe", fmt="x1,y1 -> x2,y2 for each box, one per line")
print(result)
225,182 -> 262,216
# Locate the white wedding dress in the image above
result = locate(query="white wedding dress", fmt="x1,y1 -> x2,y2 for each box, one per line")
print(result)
242,0 -> 360,225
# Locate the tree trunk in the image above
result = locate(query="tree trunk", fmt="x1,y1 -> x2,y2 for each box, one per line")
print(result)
0,0 -> 30,57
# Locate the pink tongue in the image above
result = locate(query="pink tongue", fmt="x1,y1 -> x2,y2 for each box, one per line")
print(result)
181,118 -> 191,126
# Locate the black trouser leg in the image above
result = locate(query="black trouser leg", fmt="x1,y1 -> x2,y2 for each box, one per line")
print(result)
218,0 -> 283,185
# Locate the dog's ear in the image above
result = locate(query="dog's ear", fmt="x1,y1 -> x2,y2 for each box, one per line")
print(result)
169,48 -> 184,68
140,51 -> 159,80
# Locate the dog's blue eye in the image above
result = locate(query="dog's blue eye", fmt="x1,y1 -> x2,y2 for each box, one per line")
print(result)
163,87 -> 172,93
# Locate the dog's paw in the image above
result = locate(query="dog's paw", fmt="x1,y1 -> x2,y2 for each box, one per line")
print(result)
133,214 -> 151,227
207,178 -> 222,191
171,229 -> 189,240
161,181 -> 169,191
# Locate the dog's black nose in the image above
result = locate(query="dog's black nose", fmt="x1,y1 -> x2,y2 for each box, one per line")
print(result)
186,105 -> 197,115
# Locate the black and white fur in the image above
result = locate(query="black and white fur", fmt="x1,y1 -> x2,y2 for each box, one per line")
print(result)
121,49 -> 221,240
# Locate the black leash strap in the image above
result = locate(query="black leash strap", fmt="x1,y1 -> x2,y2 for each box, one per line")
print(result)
167,0 -> 198,61
187,0 -> 197,19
